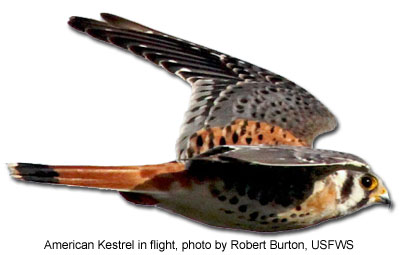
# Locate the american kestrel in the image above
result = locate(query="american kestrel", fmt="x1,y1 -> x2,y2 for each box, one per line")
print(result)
8,13 -> 391,232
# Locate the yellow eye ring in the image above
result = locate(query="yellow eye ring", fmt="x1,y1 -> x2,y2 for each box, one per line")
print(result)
360,175 -> 378,191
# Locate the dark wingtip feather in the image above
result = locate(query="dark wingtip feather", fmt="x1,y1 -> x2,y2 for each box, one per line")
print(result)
68,16 -> 109,32
100,13 -> 118,22
100,13 -> 131,27
8,163 -> 59,183
68,16 -> 87,32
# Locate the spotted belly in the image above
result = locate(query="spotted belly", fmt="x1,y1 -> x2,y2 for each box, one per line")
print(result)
151,174 -> 339,232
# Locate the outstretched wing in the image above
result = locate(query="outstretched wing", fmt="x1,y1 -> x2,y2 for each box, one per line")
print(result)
69,13 -> 279,85
68,14 -> 337,160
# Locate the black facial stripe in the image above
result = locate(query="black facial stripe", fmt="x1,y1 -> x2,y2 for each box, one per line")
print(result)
352,195 -> 369,211
340,173 -> 354,203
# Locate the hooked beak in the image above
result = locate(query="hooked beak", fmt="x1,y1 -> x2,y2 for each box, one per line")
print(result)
375,189 -> 392,208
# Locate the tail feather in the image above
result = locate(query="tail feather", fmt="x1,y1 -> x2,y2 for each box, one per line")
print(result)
8,162 -> 184,192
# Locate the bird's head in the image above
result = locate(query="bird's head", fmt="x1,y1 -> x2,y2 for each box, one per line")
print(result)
335,170 -> 391,215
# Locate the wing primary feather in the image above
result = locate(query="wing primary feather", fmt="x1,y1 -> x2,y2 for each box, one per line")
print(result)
100,13 -> 160,34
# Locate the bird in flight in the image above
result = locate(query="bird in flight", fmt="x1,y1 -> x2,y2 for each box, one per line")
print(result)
9,13 -> 391,232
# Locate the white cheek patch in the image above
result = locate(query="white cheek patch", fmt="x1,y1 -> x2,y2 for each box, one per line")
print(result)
344,180 -> 365,207
336,173 -> 368,214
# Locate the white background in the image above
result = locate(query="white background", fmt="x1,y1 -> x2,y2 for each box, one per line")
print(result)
1,0 -> 399,254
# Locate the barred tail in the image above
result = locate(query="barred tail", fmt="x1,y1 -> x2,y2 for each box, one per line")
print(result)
8,162 -> 184,192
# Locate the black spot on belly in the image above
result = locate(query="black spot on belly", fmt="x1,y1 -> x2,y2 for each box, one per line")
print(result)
238,205 -> 247,213
272,218 -> 279,223
218,195 -> 227,201
229,196 -> 239,205
220,208 -> 234,214
249,211 -> 259,221
210,188 -> 221,197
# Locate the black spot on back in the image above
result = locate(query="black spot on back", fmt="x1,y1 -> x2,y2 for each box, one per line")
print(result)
232,133 -> 239,143
196,136 -> 203,147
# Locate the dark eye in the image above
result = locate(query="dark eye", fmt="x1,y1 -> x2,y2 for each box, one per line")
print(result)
360,175 -> 378,191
